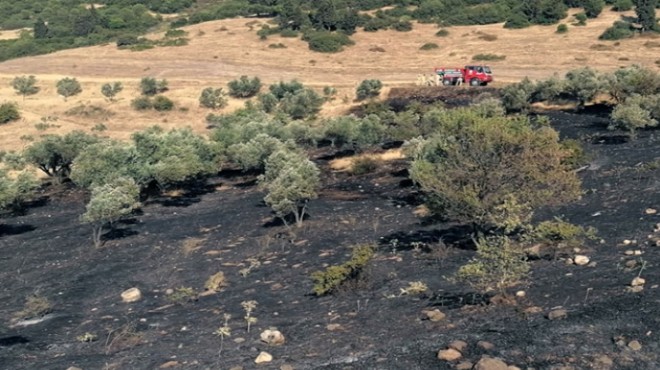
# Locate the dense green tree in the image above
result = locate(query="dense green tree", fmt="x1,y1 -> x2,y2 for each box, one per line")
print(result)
259,148 -> 320,227
23,131 -> 100,183
81,176 -> 140,248
634,0 -> 658,32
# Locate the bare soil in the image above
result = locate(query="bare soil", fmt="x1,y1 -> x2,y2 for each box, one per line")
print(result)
1,105 -> 659,369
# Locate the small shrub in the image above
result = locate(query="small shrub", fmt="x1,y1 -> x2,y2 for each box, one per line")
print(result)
610,96 -> 659,134
131,96 -> 152,111
152,95 -> 174,111
278,88 -> 325,119
350,156 -> 379,175
305,31 -> 354,53
369,46 -> 386,52
456,235 -> 529,293
269,80 -> 304,100
574,12 -> 587,26
391,20 -> 413,32
583,0 -> 604,18
140,77 -> 168,96
0,102 -> 20,124
420,42 -> 439,50
268,43 -> 287,48
199,87 -> 227,109
280,29 -> 299,38
228,75 -> 262,98
311,244 -> 375,296
472,53 -> 505,61
533,217 -> 597,248
164,29 -> 187,38
13,295 -> 52,321
556,24 -> 569,34
477,33 -> 497,41
356,79 -> 383,101
560,139 -> 589,169
204,272 -> 227,292
435,29 -> 450,37
323,86 -> 337,100
56,77 -> 82,100
166,287 -> 198,305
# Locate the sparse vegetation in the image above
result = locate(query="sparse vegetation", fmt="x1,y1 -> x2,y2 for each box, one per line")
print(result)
311,244 -> 375,296
472,53 -> 506,61
420,42 -> 439,50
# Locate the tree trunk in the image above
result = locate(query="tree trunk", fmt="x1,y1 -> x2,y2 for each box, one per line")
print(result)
92,224 -> 104,248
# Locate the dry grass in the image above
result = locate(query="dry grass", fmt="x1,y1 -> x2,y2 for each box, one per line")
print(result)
0,8 -> 659,151
329,149 -> 404,171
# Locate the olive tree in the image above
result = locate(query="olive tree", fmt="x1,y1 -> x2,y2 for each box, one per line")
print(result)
140,77 -> 168,96
227,134 -> 289,171
11,75 -> 39,100
23,131 -> 100,183
101,82 -> 123,102
278,88 -> 325,119
228,76 -> 262,98
563,67 -> 604,108
407,110 -> 581,233
56,77 -> 82,101
259,149 -> 320,227
81,177 -> 140,248
199,87 -> 228,109
356,79 -> 383,101
604,65 -> 660,103
610,94 -> 659,134
70,141 -> 141,188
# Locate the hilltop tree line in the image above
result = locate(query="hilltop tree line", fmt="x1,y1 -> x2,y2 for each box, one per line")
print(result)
0,0 -> 657,60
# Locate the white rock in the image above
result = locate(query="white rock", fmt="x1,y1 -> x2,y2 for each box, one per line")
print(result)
515,290 -> 526,298
121,288 -> 142,303
623,239 -> 632,245
448,340 -> 468,353
631,277 -> 646,287
255,351 -> 273,364
645,208 -> 657,215
260,329 -> 285,346
474,356 -> 509,370
573,255 -> 590,266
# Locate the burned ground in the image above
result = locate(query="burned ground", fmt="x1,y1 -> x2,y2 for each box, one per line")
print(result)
1,108 -> 659,370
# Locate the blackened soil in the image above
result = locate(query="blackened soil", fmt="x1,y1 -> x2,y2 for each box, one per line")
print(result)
1,111 -> 660,370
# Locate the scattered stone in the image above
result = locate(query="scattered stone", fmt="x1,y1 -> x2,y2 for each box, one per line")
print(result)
260,329 -> 285,346
437,348 -> 462,361
624,250 -> 634,255
515,290 -> 526,298
159,361 -> 180,368
624,260 -> 637,268
524,306 -> 543,314
645,208 -> 657,215
573,255 -> 590,266
280,365 -> 294,370
233,337 -> 245,344
326,323 -> 343,331
255,351 -> 273,364
456,361 -> 474,370
424,309 -> 446,322
477,341 -> 495,350
623,239 -> 632,245
564,258 -> 574,265
628,340 -> 642,351
474,356 -> 509,370
508,366 -> 522,370
121,288 -> 142,303
66,367 -> 83,370
547,309 -> 568,320
229,367 -> 244,370
629,286 -> 644,293
593,355 -> 614,369
448,340 -> 468,352
631,277 -> 646,287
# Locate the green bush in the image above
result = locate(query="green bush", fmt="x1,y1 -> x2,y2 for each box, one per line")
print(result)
391,20 -> 413,31
0,102 -> 20,124
564,67 -> 604,108
228,134 -> 288,171
610,95 -> 659,134
605,65 -> 660,103
408,110 -> 582,232
280,29 -> 299,38
311,244 -> 375,295
612,0 -> 633,11
533,217 -> 597,247
420,42 -> 439,50
11,75 -> 39,99
350,156 -> 379,175
228,75 -> 262,98
556,24 -> 569,34
599,21 -> 634,40
279,88 -> 325,119
140,77 -> 168,96
199,87 -> 227,109
583,0 -> 604,18
574,12 -> 587,26
0,169 -> 38,211
456,235 -> 529,292
152,95 -> 174,111
500,78 -> 536,112
269,80 -> 305,100
23,131 -> 100,183
257,92 -> 279,113
504,12 -> 530,29
131,96 -> 152,110
101,82 -> 123,102
356,79 -> 383,101
56,77 -> 82,100
305,31 -> 354,53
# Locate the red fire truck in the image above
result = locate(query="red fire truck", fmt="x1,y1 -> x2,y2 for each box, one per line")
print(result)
434,65 -> 493,86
